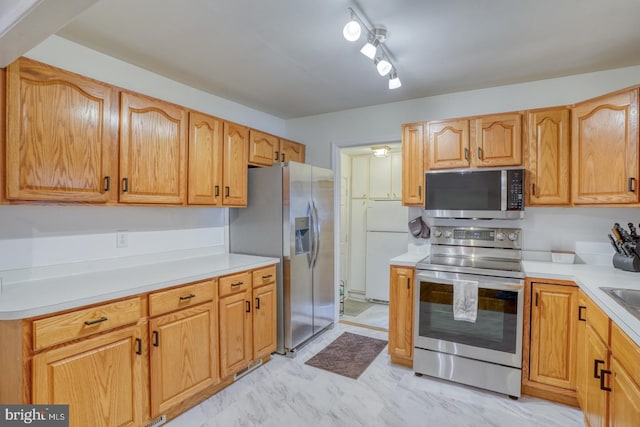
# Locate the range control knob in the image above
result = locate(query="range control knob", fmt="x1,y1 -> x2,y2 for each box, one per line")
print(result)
444,230 -> 452,238
433,229 -> 443,238
508,232 -> 519,241
496,232 -> 506,241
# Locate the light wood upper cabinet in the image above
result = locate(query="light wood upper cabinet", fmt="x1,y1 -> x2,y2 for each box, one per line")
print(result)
470,112 -> 522,167
571,89 -> 639,205
401,122 -> 425,206
388,265 -> 414,366
529,282 -> 578,390
6,57 -> 118,203
248,129 -> 279,166
32,324 -> 147,427
428,119 -> 470,169
279,138 -> 305,163
188,112 -> 223,205
149,302 -> 218,417
119,91 -> 187,204
525,108 -> 571,206
222,122 -> 249,206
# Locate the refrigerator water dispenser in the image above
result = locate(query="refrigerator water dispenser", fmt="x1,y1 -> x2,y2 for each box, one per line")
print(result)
295,217 -> 310,255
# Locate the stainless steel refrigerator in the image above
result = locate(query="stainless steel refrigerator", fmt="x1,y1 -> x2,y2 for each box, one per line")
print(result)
229,161 -> 334,356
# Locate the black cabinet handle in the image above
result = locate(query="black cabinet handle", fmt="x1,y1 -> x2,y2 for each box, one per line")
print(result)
135,338 -> 142,355
246,301 -> 251,313
256,297 -> 261,309
215,185 -> 220,197
628,177 -> 636,192
464,148 -> 469,160
578,306 -> 586,321
418,185 -> 422,197
535,293 -> 539,307
231,281 -> 244,287
281,153 -> 285,162
84,316 -> 108,326
153,330 -> 160,347
104,176 -> 111,192
261,274 -> 272,280
179,293 -> 196,301
225,186 -> 230,197
274,151 -> 279,161
599,369 -> 612,392
477,147 -> 483,160
122,178 -> 129,192
531,183 -> 536,196
594,359 -> 605,379
407,277 -> 410,290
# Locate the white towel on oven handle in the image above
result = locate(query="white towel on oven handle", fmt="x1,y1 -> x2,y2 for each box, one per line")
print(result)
453,279 -> 478,323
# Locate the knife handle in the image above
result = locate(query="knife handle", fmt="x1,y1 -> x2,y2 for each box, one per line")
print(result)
608,234 -> 622,254
612,226 -> 623,242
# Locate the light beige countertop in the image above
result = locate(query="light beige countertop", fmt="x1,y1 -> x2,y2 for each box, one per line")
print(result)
391,251 -> 640,347
0,247 -> 278,320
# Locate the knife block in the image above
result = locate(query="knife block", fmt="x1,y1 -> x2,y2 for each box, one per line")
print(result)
612,253 -> 640,272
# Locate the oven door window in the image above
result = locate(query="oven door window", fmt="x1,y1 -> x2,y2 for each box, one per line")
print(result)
418,281 -> 518,353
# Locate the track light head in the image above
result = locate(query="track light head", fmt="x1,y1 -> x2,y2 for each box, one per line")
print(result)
389,70 -> 402,89
375,57 -> 392,76
342,13 -> 361,41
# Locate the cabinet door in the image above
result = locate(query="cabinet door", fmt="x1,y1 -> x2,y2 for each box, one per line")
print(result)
279,138 -> 305,163
401,123 -> 425,205
188,112 -> 223,205
576,292 -> 588,408
351,155 -> 370,199
471,113 -> 522,167
32,324 -> 146,427
119,91 -> 187,204
610,357 -> 640,427
388,266 -> 414,364
584,325 -> 609,427
390,152 -> 402,200
6,57 -> 117,202
529,283 -> 578,390
571,89 -> 639,204
369,155 -> 391,199
253,283 -> 276,360
219,289 -> 252,377
248,130 -> 279,166
526,108 -> 571,206
428,119 -> 470,169
149,303 -> 218,417
222,122 -> 248,206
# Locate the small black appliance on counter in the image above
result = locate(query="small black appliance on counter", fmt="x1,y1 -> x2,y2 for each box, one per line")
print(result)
608,222 -> 640,272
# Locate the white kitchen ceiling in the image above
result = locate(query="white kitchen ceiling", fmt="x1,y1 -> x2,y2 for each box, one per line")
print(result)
47,0 -> 640,119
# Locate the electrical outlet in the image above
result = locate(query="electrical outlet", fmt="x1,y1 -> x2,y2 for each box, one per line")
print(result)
116,231 -> 128,248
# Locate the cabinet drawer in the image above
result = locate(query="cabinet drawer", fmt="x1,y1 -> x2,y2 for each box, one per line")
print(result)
33,297 -> 143,351
611,322 -> 640,387
585,293 -> 610,342
219,271 -> 251,297
149,279 -> 215,317
253,265 -> 276,288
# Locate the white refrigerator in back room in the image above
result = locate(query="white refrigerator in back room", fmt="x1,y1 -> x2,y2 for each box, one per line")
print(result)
365,200 -> 408,302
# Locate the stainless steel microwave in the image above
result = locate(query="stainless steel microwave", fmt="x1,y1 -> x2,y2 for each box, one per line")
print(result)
424,167 -> 525,219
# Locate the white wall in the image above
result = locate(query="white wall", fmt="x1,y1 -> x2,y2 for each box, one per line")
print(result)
0,35 -> 286,270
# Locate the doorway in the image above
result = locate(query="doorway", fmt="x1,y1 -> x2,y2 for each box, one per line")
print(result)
338,142 -> 407,330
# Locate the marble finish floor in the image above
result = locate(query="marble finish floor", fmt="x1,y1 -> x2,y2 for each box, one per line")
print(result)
340,300 -> 389,330
166,323 -> 584,427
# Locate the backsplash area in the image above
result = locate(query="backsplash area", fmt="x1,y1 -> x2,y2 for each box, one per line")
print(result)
409,206 -> 640,263
0,205 -> 225,270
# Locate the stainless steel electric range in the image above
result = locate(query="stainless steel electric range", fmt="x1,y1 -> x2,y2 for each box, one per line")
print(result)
414,225 -> 524,398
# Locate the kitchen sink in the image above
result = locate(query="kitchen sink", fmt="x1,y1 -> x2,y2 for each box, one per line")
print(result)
600,287 -> 640,320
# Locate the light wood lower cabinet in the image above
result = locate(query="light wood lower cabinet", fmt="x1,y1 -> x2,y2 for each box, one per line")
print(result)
149,302 -> 218,417
388,265 -> 414,367
252,269 -> 277,360
218,271 -> 253,378
32,323 -> 147,427
523,279 -> 579,406
609,323 -> 640,426
584,323 -> 609,427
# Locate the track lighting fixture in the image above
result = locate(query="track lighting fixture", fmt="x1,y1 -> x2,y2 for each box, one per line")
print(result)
342,7 -> 401,90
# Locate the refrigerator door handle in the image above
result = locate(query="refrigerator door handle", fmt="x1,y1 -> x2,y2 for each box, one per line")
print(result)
306,201 -> 314,267
311,199 -> 320,269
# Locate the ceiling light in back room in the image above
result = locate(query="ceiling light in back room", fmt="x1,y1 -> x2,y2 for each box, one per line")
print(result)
371,145 -> 391,158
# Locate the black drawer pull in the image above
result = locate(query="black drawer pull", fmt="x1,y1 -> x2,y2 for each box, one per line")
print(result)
152,330 -> 160,347
231,281 -> 244,287
179,293 -> 196,301
594,359 -> 605,379
578,306 -> 586,321
246,301 -> 251,313
261,274 -> 273,280
84,316 -> 108,326
600,369 -> 612,392
135,338 -> 142,355
104,176 -> 111,192
122,178 -> 129,192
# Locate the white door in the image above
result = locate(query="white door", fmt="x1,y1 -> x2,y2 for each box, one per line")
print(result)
348,199 -> 367,295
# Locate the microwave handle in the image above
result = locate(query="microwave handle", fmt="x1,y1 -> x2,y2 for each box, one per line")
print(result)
501,170 -> 507,211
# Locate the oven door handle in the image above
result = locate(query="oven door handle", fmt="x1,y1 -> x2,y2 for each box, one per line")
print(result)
416,272 -> 524,291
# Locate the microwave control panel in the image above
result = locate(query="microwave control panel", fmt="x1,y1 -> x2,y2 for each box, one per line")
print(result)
506,169 -> 524,211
